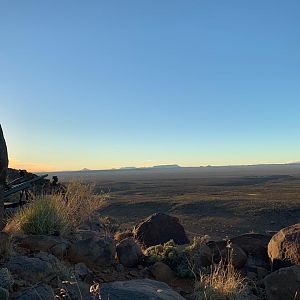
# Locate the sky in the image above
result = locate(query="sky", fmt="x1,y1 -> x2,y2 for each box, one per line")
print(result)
1,1 -> 300,172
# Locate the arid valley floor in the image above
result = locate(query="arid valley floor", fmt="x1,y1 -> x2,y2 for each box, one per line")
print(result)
51,164 -> 300,240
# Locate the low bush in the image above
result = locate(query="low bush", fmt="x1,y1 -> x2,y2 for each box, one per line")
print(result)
146,236 -> 211,278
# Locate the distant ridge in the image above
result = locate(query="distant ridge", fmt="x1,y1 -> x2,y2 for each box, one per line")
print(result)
152,164 -> 181,169
80,168 -> 91,171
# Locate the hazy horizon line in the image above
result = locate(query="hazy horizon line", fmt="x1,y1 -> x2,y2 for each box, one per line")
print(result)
27,160 -> 300,174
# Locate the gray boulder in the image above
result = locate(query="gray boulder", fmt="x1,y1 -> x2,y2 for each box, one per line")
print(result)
116,237 -> 143,267
100,279 -> 185,300
263,265 -> 300,300
6,253 -> 61,283
134,213 -> 189,247
68,237 -> 115,268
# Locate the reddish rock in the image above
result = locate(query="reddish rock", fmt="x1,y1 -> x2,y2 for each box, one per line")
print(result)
268,223 -> 300,267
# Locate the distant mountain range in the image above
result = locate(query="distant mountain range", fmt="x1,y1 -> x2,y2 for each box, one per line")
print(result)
80,164 -> 181,172
77,162 -> 300,173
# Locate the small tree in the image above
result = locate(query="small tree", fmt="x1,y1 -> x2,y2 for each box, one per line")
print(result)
0,124 -> 8,229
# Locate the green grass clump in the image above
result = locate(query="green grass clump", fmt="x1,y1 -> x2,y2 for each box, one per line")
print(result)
7,182 -> 106,236
13,197 -> 69,235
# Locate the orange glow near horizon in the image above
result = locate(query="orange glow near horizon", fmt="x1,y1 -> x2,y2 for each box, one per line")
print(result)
9,157 -> 57,173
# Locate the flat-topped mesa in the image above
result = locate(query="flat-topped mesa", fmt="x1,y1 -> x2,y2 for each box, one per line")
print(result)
0,124 -> 8,229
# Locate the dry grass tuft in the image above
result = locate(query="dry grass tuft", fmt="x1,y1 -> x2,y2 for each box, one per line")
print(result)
195,243 -> 247,300
7,182 -> 106,235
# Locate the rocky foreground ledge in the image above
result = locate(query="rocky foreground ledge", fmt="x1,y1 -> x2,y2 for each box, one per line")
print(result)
0,212 -> 299,299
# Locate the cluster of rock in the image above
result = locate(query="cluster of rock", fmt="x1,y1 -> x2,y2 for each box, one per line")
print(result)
0,212 -> 299,299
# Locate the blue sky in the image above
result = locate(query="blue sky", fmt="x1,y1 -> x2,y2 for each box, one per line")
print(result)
1,1 -> 300,171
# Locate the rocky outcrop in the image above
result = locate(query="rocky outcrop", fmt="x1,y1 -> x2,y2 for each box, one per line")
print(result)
134,213 -> 189,247
268,223 -> 300,268
116,237 -> 143,267
18,234 -> 70,258
68,237 -> 115,268
99,278 -> 185,300
263,265 -> 300,300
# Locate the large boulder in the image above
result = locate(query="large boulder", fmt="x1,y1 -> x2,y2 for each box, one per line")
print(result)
18,234 -> 70,258
99,278 -> 185,300
68,237 -> 115,268
134,213 -> 189,247
12,284 -> 54,300
116,237 -> 143,267
263,265 -> 300,300
268,223 -> 300,267
6,253 -> 62,284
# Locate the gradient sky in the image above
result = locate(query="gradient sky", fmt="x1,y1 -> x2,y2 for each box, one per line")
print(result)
1,1 -> 300,171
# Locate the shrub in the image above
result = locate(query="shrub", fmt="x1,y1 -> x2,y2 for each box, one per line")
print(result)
146,240 -> 192,278
146,236 -> 211,278
7,182 -> 106,235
